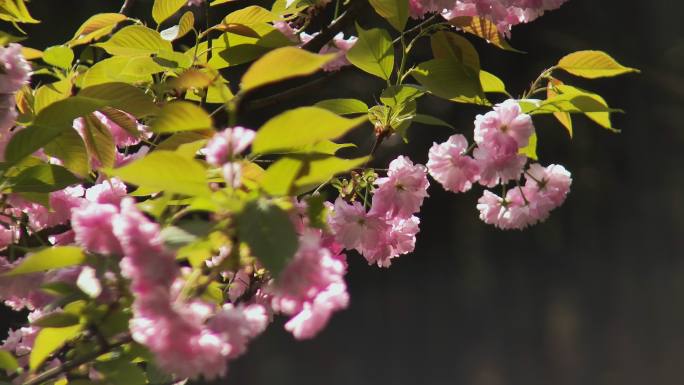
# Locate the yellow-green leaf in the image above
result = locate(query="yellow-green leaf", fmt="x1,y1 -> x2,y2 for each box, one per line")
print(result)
260,157 -> 303,196
224,5 -> 280,25
82,56 -> 166,87
96,25 -> 172,56
69,13 -> 128,47
241,47 -> 335,91
150,101 -> 213,133
480,70 -> 508,95
519,132 -> 538,160
42,45 -> 74,70
29,324 -> 83,371
368,0 -> 408,31
252,107 -> 367,154
410,58 -> 487,105
152,0 -> 187,25
557,50 -> 639,79
430,31 -> 479,71
0,350 -> 18,372
44,129 -> 90,177
160,11 -> 195,41
108,151 -> 211,197
295,155 -> 369,188
448,16 -> 520,52
4,247 -> 86,276
9,164 -> 80,193
315,98 -> 369,115
82,113 -> 116,169
346,24 -> 394,80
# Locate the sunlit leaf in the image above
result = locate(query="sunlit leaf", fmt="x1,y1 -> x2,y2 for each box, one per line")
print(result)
241,47 -> 335,91
30,324 -> 83,371
96,25 -> 172,56
413,114 -> 454,129
9,164 -> 80,193
369,0 -> 408,31
42,45 -> 74,70
108,151 -> 211,197
252,107 -> 366,154
82,113 -> 116,169
152,0 -> 187,25
4,247 -> 86,276
150,101 -> 213,133
346,24 -> 394,80
260,157 -> 303,196
315,98 -> 369,115
448,16 -> 521,52
479,70 -> 508,95
0,350 -> 18,372
410,58 -> 487,105
82,56 -> 166,87
295,155 -> 369,189
519,132 -> 538,160
557,50 -> 639,79
44,129 -> 90,177
430,31 -> 479,71
32,312 -> 81,328
547,78 -> 572,137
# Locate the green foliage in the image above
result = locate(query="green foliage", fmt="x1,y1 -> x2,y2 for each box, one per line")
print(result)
0,350 -> 18,373
96,25 -> 172,56
31,312 -> 81,328
369,0 -> 409,31
95,357 -> 147,385
3,247 -> 86,276
150,101 -> 213,133
346,25 -> 394,80
315,98 -> 369,115
557,50 -> 639,79
69,13 -> 127,47
152,0 -> 188,25
241,47 -> 335,91
252,107 -> 367,154
42,45 -> 73,70
7,164 -> 80,193
410,58 -> 486,105
107,151 -> 211,197
29,324 -> 83,371
236,199 -> 298,277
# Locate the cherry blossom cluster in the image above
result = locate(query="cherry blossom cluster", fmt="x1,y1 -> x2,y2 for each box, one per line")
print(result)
409,0 -> 568,34
0,43 -> 31,161
427,99 -> 572,229
274,21 -> 357,72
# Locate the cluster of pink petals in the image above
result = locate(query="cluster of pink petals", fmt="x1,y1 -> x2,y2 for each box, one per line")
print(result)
270,229 -> 348,339
476,163 -> 571,229
427,134 -> 480,192
71,194 -> 268,379
0,44 -> 31,160
273,22 -> 357,72
204,126 -> 255,188
329,156 -> 427,267
409,0 -> 568,35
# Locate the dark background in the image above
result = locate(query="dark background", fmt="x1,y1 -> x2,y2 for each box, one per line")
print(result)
5,0 -> 684,384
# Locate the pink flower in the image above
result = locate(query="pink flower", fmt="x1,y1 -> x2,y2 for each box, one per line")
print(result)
525,163 -> 572,206
71,202 -> 122,255
364,215 -> 420,267
204,126 -> 255,166
85,178 -> 127,205
371,156 -> 429,219
271,230 -> 348,339
0,44 -> 31,94
474,99 -> 534,148
222,162 -> 242,188
320,33 -> 357,72
7,186 -> 84,231
476,189 -> 507,227
427,134 -> 480,193
328,198 -> 390,255
209,303 -> 269,358
473,132 -> 526,187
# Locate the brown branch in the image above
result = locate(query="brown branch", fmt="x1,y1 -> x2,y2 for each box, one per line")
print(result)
119,0 -> 135,16
301,0 -> 367,53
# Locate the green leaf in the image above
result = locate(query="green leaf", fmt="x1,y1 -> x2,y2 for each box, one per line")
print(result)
0,0 -> 39,24
160,11 -> 195,41
479,70 -> 508,95
108,151 -> 211,197
295,155 -> 369,189
240,47 -> 335,91
150,101 -> 213,133
42,45 -> 74,70
96,25 -> 173,56
380,84 -> 425,106
346,24 -> 394,80
9,164 -> 80,193
260,157 -> 303,196
32,312 -> 81,328
33,79 -> 71,114
30,324 -> 83,371
152,0 -> 187,25
82,56 -> 166,87
69,13 -> 127,46
413,114 -> 454,129
557,50 -> 639,79
252,107 -> 367,154
82,113 -> 116,169
315,98 -> 369,115
78,82 -> 159,118
554,84 -> 616,131
0,351 -> 18,373
236,199 -> 298,277
410,58 -> 487,105
368,0 -> 408,31
430,31 -> 479,71
224,5 -> 280,25
95,357 -> 147,385
547,78 -> 573,137
519,132 -> 538,160
4,247 -> 86,276
44,129 -> 90,177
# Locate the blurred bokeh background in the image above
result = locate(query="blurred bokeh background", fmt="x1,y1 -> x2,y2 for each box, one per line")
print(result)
4,0 -> 684,384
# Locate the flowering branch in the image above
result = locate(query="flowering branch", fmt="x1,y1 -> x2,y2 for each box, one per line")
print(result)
302,0 -> 367,53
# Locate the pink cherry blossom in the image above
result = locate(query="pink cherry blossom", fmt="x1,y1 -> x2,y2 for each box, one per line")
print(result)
474,99 -> 534,148
371,155 -> 429,219
473,132 -> 526,187
274,23 -> 356,72
271,230 -> 348,339
204,126 -> 255,166
427,134 -> 480,193
209,303 -> 269,358
85,178 -> 127,205
363,215 -> 420,268
525,163 -> 572,206
71,202 -> 123,255
328,198 -> 390,255
0,44 -> 31,94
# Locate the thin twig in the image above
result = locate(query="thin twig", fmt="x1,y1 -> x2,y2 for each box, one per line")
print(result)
119,0 -> 135,15
301,0 -> 367,53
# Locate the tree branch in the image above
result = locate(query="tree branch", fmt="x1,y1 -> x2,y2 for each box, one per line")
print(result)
301,0 -> 367,53
119,0 -> 135,16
